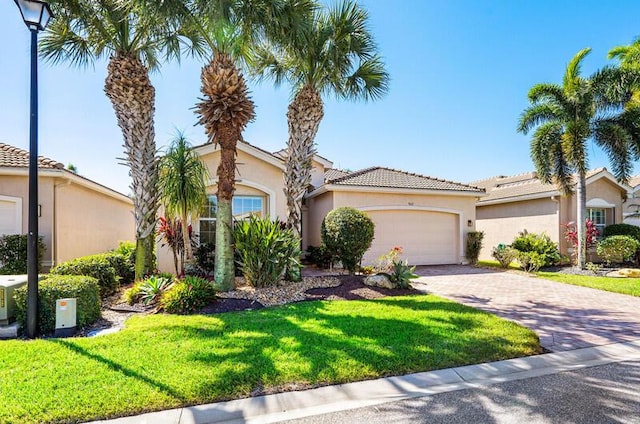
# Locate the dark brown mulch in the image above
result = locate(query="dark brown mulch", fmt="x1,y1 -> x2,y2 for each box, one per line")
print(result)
200,298 -> 265,314
305,275 -> 417,301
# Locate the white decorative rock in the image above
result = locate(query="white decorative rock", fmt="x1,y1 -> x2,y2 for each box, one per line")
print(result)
364,274 -> 396,289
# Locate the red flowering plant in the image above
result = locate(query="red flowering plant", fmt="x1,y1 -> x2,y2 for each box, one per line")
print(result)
157,216 -> 194,276
563,219 -> 599,265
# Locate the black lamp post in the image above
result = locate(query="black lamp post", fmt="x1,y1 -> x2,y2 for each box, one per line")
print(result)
14,0 -> 53,339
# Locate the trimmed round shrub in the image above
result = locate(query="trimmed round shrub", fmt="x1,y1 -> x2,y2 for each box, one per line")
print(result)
596,235 -> 640,265
321,207 -> 375,273
51,255 -> 118,298
14,275 -> 100,335
465,231 -> 484,265
602,224 -> 640,242
511,230 -> 560,268
160,276 -> 216,314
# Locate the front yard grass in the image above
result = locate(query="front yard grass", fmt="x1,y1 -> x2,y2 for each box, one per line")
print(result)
0,294 -> 540,423
536,271 -> 640,297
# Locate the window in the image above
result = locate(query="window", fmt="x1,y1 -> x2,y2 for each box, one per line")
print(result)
588,208 -> 607,236
199,195 -> 265,244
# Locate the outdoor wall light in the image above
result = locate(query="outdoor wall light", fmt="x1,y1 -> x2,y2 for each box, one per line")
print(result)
467,219 -> 473,227
14,0 -> 53,339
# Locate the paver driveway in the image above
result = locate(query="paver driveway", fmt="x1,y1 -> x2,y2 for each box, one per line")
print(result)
413,265 -> 640,352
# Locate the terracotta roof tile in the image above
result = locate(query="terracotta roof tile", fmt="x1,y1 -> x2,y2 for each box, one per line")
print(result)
0,143 -> 64,169
324,168 -> 350,181
327,167 -> 484,193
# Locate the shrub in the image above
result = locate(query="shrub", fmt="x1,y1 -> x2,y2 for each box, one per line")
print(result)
305,245 -> 332,269
14,275 -> 100,335
51,255 -> 118,298
0,234 -> 45,275
234,216 -> 302,288
516,251 -> 546,272
138,275 -> 174,305
194,242 -> 216,275
110,241 -> 136,283
122,281 -> 143,305
491,244 -> 517,268
389,260 -> 418,289
511,230 -> 560,268
465,231 -> 484,265
321,207 -> 375,274
603,224 -> 640,242
160,276 -> 216,314
596,235 -> 640,265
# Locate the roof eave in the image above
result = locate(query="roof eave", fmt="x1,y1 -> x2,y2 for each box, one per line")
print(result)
306,184 -> 485,199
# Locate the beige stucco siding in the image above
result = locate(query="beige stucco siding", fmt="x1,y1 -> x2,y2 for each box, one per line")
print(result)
305,191 -> 334,248
476,198 -> 559,260
55,181 -> 134,264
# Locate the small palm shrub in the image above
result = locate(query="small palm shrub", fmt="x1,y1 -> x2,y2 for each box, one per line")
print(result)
491,244 -> 517,268
51,255 -> 118,298
14,275 -> 100,335
321,207 -> 375,273
511,230 -> 560,270
596,235 -> 640,265
465,231 -> 484,265
160,276 -> 216,314
234,216 -> 302,287
0,234 -> 45,274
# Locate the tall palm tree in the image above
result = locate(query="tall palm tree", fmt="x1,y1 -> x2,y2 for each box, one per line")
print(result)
40,0 -> 198,278
191,0 -> 313,290
158,132 -> 208,275
251,0 -> 389,239
518,48 -> 638,268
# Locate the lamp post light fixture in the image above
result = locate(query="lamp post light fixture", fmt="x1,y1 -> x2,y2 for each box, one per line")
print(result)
14,0 -> 53,339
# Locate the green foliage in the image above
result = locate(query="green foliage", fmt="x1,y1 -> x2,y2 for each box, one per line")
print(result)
305,245 -> 332,269
359,265 -> 375,275
160,276 -> 216,314
585,262 -> 602,274
233,216 -> 302,288
0,234 -> 45,275
511,230 -> 560,268
603,223 -> 640,242
596,235 -> 640,265
465,231 -> 484,265
122,281 -> 143,306
14,275 -> 100,335
389,260 -> 418,289
491,244 -> 518,268
321,207 -> 375,273
51,255 -> 118,298
139,276 -> 174,305
516,251 -> 546,272
111,241 -> 136,283
194,242 -> 216,276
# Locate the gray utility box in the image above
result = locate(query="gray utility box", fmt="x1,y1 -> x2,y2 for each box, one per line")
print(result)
54,298 -> 77,337
0,275 -> 28,326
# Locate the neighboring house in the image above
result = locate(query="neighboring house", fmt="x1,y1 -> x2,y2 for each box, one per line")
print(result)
0,143 -> 134,270
623,176 -> 640,227
157,141 -> 484,272
472,168 -> 630,261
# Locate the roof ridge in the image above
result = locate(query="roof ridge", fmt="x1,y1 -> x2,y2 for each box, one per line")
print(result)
373,166 -> 484,191
327,166 -> 379,183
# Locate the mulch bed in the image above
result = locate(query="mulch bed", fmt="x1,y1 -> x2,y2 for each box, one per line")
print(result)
200,275 -> 418,315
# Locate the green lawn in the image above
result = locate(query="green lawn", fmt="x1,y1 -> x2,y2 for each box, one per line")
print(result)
536,271 -> 640,297
477,260 -> 520,270
0,295 -> 540,424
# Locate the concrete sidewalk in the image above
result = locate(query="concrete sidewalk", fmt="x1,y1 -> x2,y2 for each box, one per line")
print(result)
89,340 -> 640,424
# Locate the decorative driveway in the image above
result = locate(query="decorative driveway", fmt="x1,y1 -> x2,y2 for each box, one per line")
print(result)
413,265 -> 640,352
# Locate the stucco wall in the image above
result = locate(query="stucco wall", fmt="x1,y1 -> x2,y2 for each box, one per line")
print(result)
55,180 -> 134,264
476,197 -> 559,260
305,191 -> 334,248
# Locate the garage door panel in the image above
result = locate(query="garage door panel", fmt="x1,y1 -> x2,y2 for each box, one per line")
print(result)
362,210 -> 458,266
0,200 -> 20,236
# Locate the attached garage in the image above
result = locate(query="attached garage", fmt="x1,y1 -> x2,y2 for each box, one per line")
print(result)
0,196 -> 21,236
361,208 -> 460,265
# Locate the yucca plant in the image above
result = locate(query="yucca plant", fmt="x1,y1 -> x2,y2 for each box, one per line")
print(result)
233,216 -> 301,288
139,276 -> 174,305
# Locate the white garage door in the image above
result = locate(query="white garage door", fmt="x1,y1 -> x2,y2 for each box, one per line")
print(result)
362,209 -> 459,266
0,199 -> 21,236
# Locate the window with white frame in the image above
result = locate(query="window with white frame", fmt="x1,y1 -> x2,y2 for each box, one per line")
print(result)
588,208 -> 607,236
198,195 -> 265,244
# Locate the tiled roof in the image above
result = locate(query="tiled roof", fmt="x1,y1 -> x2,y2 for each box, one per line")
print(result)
629,175 -> 640,189
474,168 -> 609,204
0,143 -> 64,169
324,168 -> 350,181
327,166 -> 484,193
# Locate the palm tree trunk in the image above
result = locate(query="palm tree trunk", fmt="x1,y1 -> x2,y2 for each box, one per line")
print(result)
284,84 -> 324,239
576,171 -> 587,269
181,208 -> 192,265
105,53 -> 159,279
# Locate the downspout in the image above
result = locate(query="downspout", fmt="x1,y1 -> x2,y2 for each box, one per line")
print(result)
52,177 -> 71,267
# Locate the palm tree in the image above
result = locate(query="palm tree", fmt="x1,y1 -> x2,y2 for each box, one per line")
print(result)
518,48 -> 638,268
158,132 -> 208,275
40,0 -> 197,278
251,0 -> 389,240
191,0 -> 313,290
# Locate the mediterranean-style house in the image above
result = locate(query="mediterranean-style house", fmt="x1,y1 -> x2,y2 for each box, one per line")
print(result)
472,168 -> 631,261
0,143 -> 134,270
156,141 -> 484,272
623,175 -> 640,227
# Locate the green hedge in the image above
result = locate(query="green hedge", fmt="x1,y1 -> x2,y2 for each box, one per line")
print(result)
603,223 -> 640,242
14,275 -> 101,335
0,234 -> 45,275
51,255 -> 118,298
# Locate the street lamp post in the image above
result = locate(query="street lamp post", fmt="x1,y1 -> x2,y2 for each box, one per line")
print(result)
14,0 -> 53,339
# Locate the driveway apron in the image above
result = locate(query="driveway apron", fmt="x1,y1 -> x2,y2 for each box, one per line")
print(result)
413,265 -> 640,352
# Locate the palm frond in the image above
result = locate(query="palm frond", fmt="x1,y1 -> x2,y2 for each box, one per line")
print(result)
517,103 -> 562,134
563,47 -> 591,93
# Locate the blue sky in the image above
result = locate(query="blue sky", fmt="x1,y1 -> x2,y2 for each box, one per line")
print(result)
2,1 -> 640,195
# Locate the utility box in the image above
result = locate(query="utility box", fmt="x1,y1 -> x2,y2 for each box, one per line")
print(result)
0,275 -> 28,326
54,298 -> 77,337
